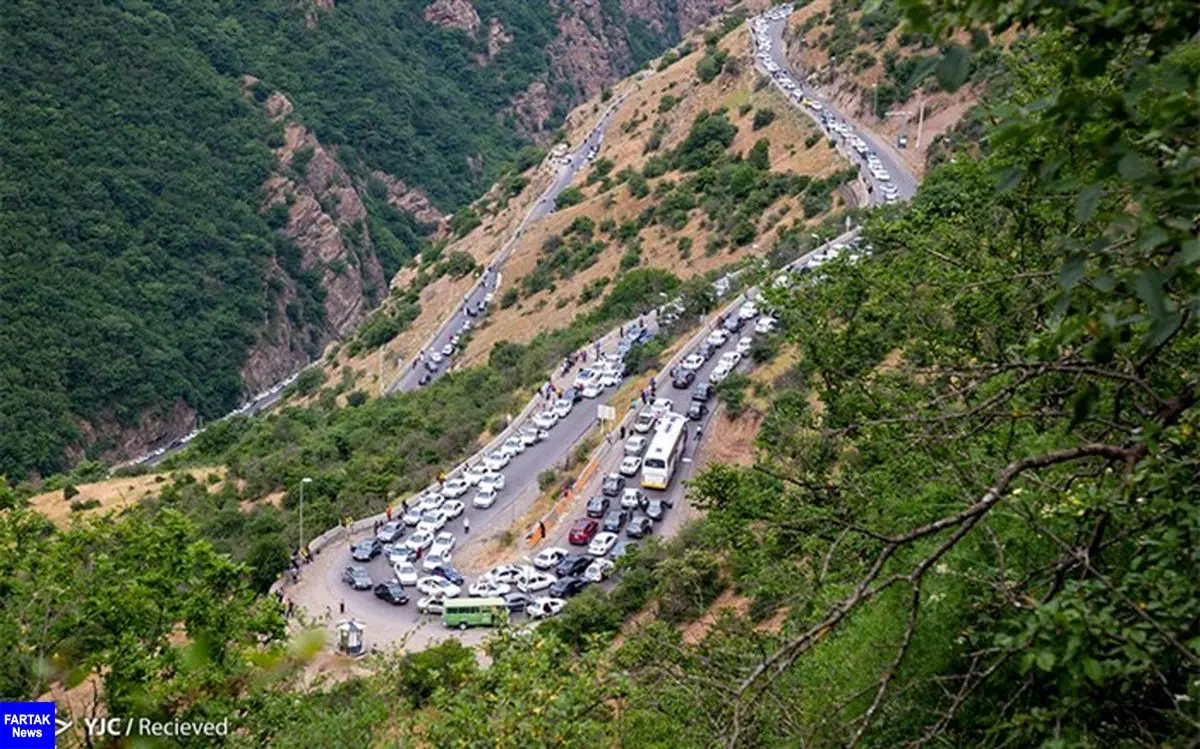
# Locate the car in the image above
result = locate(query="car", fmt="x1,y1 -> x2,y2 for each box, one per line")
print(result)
671,370 -> 696,389
618,453 -> 643,477
649,398 -> 674,419
376,520 -> 405,544
424,358 -> 440,373
533,410 -> 558,430
555,553 -> 593,578
646,497 -> 673,521
416,596 -> 446,615
487,564 -> 530,586
469,579 -> 512,597
633,410 -> 657,434
589,531 -> 619,556
418,372 -> 432,386
439,499 -> 466,519
738,301 -> 759,320
449,334 -> 461,347
626,516 -> 654,538
373,582 -> 409,605
417,576 -> 461,598
612,540 -> 638,560
736,336 -> 754,356
441,477 -> 469,499
342,566 -> 373,590
586,495 -> 610,518
387,544 -> 418,565
430,565 -> 465,586
479,471 -> 506,492
692,383 -> 713,402
350,537 -> 383,562
473,485 -> 499,509
706,330 -> 729,347
723,315 -> 744,333
416,491 -> 445,513
601,509 -> 628,533
416,510 -> 448,534
406,530 -> 434,552
564,518 -> 597,547
518,427 -> 541,447
582,380 -> 604,398
504,591 -> 537,613
573,368 -> 599,390
553,398 -> 574,418
624,434 -> 648,455
620,487 -> 646,511
710,365 -> 732,384
687,401 -> 708,421
584,558 -> 616,582
429,352 -> 444,366
483,451 -> 510,471
601,473 -> 626,497
461,465 -> 485,486
719,351 -> 743,369
501,436 -> 526,457
754,316 -> 777,334
564,385 -> 584,403
430,531 -> 456,557
533,547 -> 569,570
697,342 -> 716,360
548,576 -> 589,598
681,353 -> 705,371
518,571 -> 556,592
393,560 -> 420,586
527,597 -> 567,619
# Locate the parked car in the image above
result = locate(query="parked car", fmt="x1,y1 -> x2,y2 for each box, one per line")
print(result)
568,518 -> 600,545
681,353 -> 705,371
504,592 -> 537,614
350,538 -> 383,562
586,495 -> 610,518
519,571 -> 556,593
619,455 -> 643,477
548,576 -> 589,598
601,509 -> 628,533
588,531 -> 619,556
601,473 -> 626,497
393,561 -> 420,586
624,434 -> 648,455
687,401 -> 707,421
479,472 -> 506,492
416,597 -> 445,615
439,499 -> 465,519
342,566 -> 373,590
671,370 -> 696,389
422,549 -> 452,573
416,576 -> 461,598
441,477 -> 469,499
473,486 -> 499,509
554,553 -> 593,578
626,516 -> 654,538
646,497 -> 673,521
553,398 -> 574,418
468,579 -> 511,598
584,558 -> 615,582
376,521 -> 404,544
483,451 -> 510,471
527,597 -> 567,619
633,410 -> 657,434
373,582 -> 409,605
430,565 -> 465,586
533,547 -> 569,570
620,487 -> 647,511
461,465 -> 484,486
691,383 -> 713,402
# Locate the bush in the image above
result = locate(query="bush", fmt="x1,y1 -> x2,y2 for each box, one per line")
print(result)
716,372 -> 750,416
345,390 -> 368,407
804,131 -> 822,149
752,108 -> 776,130
653,549 -> 723,623
442,250 -> 477,278
537,469 -> 558,491
555,187 -> 585,208
63,484 -> 79,501
399,641 -> 477,708
500,288 -> 519,309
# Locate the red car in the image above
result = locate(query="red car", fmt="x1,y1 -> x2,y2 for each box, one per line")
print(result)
568,518 -> 600,546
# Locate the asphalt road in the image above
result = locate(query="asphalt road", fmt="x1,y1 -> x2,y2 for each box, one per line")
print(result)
387,101 -> 628,395
753,10 -> 919,203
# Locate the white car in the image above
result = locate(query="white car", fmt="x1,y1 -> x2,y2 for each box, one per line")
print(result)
650,397 -> 674,419
710,365 -> 732,383
422,549 -> 452,572
553,398 -> 573,418
754,316 -> 777,334
519,571 -> 556,592
573,368 -> 600,390
461,465 -> 484,486
584,558 -> 615,582
441,343 -> 455,358
527,597 -> 567,619
393,561 -> 420,586
479,472 -> 506,491
469,579 -> 511,597
619,455 -> 642,477
736,337 -> 754,356
487,564 -> 530,586
582,381 -> 604,398
417,492 -> 444,513
621,487 -> 646,511
406,530 -> 434,552
439,499 -> 465,519
624,434 -> 648,455
441,477 -> 469,498
599,369 -> 621,388
719,351 -> 743,369
416,510 -> 447,533
483,451 -> 510,471
533,410 -> 558,429
417,576 -> 460,598
533,547 -> 569,570
681,354 -> 705,371
428,351 -> 444,366
588,531 -> 619,556
633,410 -> 657,434
501,437 -> 526,457
402,506 -> 425,527
473,486 -> 499,509
706,329 -> 729,347
518,427 -> 542,447
738,302 -> 758,320
430,531 -> 456,557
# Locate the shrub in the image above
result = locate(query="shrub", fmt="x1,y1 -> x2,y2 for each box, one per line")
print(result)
500,288 -> 519,308
752,108 -> 776,130
537,469 -> 559,491
555,187 -> 585,208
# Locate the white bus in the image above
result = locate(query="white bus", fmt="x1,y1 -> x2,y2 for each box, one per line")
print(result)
641,413 -> 688,490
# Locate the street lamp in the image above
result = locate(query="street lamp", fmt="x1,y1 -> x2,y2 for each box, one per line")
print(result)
299,477 -> 313,553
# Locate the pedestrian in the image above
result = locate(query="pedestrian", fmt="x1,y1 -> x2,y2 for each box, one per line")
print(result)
539,520 -> 546,537
619,325 -> 624,336
696,425 -> 703,442
619,425 -> 626,439
373,519 -> 380,533
386,506 -> 393,521
402,499 -> 409,514
339,599 -> 345,615
464,517 -> 471,535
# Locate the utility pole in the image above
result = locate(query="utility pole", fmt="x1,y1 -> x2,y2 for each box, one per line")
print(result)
378,345 -> 384,397
299,476 -> 313,553
872,82 -> 878,120
916,92 -> 926,149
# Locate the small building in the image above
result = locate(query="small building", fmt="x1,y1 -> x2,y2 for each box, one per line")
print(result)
335,619 -> 366,656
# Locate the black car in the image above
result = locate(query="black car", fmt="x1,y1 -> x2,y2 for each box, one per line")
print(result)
418,372 -> 432,386
626,516 -> 654,539
697,342 -> 715,360
586,495 -> 610,518
602,509 -> 629,533
601,473 -> 626,497
691,383 -> 713,402
350,537 -> 383,562
671,370 -> 696,389
645,497 -> 673,521
431,565 -> 465,586
504,591 -> 536,613
342,566 -> 373,590
373,582 -> 409,605
548,576 -> 589,598
554,553 -> 592,578
687,401 -> 707,421
565,385 -> 584,403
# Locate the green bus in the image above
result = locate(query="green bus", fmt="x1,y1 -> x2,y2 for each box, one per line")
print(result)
443,597 -> 508,630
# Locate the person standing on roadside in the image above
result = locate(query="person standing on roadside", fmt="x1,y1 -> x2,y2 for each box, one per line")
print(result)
464,517 -> 471,535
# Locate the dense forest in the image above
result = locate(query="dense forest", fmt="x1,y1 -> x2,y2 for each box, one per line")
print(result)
2,0 -> 1197,745
0,0 -> 699,481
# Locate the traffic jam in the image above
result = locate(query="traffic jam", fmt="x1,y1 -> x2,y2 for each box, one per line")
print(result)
750,5 -> 901,205
337,285 -> 785,630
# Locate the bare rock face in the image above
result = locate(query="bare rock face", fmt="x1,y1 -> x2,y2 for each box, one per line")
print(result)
423,0 -> 481,35
369,171 -> 447,229
301,0 -> 335,28
485,17 -> 512,60
264,92 -> 294,122
83,400 -> 198,467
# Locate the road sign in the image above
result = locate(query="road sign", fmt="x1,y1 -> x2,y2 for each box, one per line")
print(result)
597,404 -> 616,421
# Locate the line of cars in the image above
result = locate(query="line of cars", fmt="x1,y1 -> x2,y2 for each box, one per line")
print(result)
750,7 -> 899,204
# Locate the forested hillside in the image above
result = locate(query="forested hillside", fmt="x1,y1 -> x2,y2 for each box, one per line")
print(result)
0,0 -> 731,480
